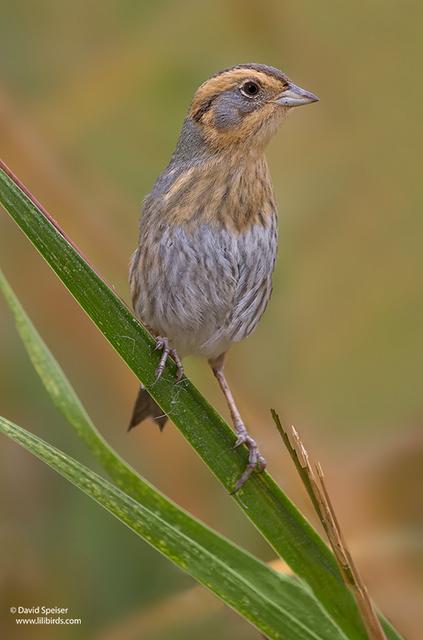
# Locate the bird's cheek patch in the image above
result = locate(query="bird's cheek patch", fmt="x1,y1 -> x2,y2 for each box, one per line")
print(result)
211,95 -> 244,131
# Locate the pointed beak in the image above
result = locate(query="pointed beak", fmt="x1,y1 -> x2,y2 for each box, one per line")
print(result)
276,81 -> 319,107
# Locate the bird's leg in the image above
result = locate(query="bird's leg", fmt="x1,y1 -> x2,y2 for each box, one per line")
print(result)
209,354 -> 266,493
155,336 -> 184,381
170,348 -> 185,381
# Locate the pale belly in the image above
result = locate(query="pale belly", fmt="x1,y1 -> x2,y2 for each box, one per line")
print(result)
130,220 -> 277,359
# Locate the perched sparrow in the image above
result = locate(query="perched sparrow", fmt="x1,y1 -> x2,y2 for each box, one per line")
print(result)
129,63 -> 318,491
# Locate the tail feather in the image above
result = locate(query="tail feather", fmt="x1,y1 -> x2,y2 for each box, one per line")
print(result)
128,386 -> 168,432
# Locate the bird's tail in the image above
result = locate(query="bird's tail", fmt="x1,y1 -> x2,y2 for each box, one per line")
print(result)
128,385 -> 168,432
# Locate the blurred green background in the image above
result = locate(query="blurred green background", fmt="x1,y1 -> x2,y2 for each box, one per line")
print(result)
0,1 -> 422,638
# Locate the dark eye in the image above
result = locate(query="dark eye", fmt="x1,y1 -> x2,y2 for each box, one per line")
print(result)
240,81 -> 260,98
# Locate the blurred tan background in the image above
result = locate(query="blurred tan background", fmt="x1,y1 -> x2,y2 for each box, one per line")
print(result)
0,1 -> 422,638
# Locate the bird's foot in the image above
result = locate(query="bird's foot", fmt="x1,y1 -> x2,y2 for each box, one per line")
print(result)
155,336 -> 184,381
231,424 -> 267,494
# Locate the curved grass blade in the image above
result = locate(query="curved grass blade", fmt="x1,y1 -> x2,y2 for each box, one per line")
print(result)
0,267 -> 348,639
0,161 -> 402,640
0,265 -> 151,504
0,267 -> 260,552
0,417 -> 349,640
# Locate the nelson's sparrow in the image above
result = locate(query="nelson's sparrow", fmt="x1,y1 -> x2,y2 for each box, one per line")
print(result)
129,63 -> 318,491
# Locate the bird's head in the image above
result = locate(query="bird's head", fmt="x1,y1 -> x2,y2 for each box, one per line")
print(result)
188,63 -> 318,154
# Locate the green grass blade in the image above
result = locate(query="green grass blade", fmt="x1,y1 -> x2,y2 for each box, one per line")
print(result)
0,265 -> 150,502
0,161 -> 403,640
0,416 -> 349,640
0,271 -> 347,639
